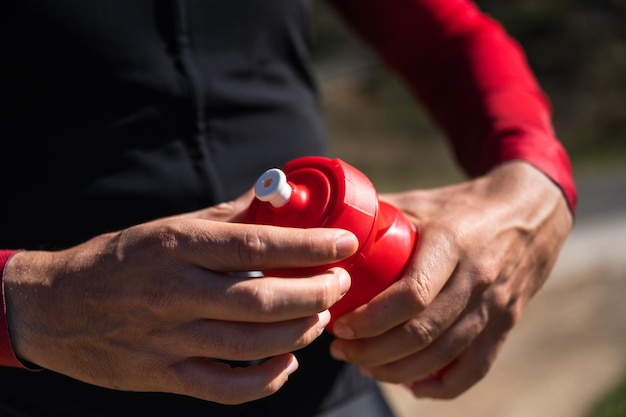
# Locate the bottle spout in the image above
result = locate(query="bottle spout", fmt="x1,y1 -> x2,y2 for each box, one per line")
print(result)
254,168 -> 292,208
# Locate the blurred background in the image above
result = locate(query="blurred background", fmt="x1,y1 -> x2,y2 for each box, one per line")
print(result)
310,1 -> 626,416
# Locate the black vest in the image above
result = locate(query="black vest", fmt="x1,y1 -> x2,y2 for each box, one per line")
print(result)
0,1 -> 383,416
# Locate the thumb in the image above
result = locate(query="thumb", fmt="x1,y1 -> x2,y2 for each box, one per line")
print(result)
187,189 -> 256,223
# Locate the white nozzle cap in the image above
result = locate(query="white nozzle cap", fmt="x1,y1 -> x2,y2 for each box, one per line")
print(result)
254,168 -> 292,208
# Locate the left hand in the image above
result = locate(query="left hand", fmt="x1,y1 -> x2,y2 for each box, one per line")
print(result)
329,161 -> 573,399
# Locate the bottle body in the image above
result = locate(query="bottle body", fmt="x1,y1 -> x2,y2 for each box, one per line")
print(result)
245,156 -> 417,330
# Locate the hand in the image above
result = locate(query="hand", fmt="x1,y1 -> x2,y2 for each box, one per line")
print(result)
329,161 -> 573,398
3,192 -> 358,404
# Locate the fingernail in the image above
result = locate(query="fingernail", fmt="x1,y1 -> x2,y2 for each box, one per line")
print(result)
338,269 -> 351,296
318,310 -> 331,328
286,357 -> 299,376
335,232 -> 358,258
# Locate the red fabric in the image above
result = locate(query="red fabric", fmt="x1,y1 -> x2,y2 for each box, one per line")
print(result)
1,250 -> 25,368
328,0 -> 577,212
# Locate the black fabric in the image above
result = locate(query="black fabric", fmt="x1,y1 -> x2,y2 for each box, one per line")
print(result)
317,385 -> 395,417
0,333 -> 386,417
0,1 -> 394,416
0,0 -> 326,248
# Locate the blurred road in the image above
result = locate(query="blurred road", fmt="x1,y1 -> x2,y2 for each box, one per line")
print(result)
549,173 -> 626,288
381,171 -> 626,417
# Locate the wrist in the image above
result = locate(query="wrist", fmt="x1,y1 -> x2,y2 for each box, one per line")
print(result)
1,250 -> 26,368
484,161 -> 574,227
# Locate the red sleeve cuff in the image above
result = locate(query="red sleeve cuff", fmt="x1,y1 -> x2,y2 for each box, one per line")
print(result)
486,131 -> 577,213
1,249 -> 27,368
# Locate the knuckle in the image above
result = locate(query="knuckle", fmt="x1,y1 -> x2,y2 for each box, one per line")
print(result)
482,288 -> 522,332
405,318 -> 440,348
238,228 -> 268,267
206,325 -> 267,362
499,303 -> 520,330
406,271 -> 433,310
118,222 -> 186,267
226,334 -> 259,360
155,223 -> 183,251
140,222 -> 184,253
485,287 -> 520,330
467,261 -> 499,291
237,281 -> 276,316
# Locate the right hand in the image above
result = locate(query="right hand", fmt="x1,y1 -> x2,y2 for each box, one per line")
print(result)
2,195 -> 357,404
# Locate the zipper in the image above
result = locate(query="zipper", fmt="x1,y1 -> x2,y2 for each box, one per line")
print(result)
169,0 -> 224,203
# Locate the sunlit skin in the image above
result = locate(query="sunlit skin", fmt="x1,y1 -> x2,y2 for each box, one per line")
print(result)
329,161 -> 573,399
4,196 -> 358,405
3,161 -> 571,403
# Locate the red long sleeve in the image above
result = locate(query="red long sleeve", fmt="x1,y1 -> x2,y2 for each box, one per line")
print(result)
1,250 -> 24,368
328,0 -> 577,212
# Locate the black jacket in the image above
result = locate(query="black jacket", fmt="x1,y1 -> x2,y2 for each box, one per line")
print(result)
0,0 -> 326,248
0,1 -> 388,416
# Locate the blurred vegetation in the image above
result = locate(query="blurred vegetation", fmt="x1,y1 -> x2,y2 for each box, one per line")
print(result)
477,0 -> 626,175
311,0 -> 626,188
588,373 -> 626,416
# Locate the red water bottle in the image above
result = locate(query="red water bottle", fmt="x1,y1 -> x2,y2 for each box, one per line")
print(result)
245,156 -> 418,331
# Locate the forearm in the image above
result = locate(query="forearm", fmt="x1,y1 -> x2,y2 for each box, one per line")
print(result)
328,0 -> 577,212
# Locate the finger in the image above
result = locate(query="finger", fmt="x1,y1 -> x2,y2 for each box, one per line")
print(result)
332,230 -> 457,339
166,311 -> 331,361
175,221 -> 359,272
330,269 -> 476,368
362,302 -> 489,384
404,314 -> 511,399
183,267 -> 351,322
184,189 -> 256,223
168,353 -> 299,404
372,270 -> 519,388
401,271 -> 526,398
394,269 -> 523,391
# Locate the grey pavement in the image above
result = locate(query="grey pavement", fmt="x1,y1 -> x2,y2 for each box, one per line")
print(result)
549,172 -> 626,288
